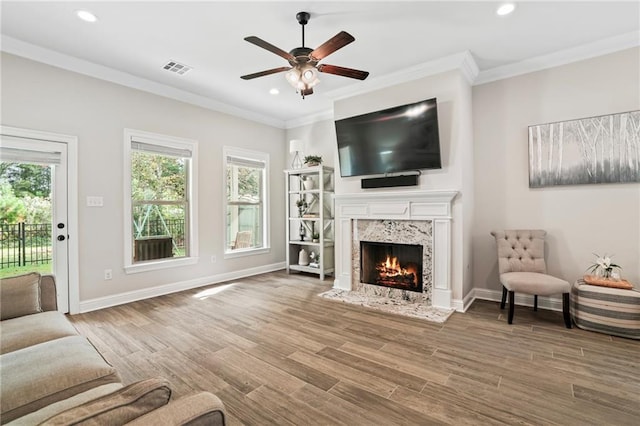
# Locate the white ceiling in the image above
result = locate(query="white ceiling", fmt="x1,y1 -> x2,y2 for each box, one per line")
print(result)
2,1 -> 639,128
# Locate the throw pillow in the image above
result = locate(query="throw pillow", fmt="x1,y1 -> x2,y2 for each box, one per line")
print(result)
0,272 -> 42,320
41,377 -> 172,425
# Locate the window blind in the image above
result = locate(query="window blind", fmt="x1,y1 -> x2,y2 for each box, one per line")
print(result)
0,147 -> 62,165
226,156 -> 265,169
131,137 -> 192,158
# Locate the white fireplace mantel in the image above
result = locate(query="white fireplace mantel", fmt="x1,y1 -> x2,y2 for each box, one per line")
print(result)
334,190 -> 458,309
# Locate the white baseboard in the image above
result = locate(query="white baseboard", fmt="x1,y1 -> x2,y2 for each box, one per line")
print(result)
432,288 -> 452,311
333,275 -> 351,291
472,288 -> 564,312
452,288 -> 477,313
79,262 -> 286,313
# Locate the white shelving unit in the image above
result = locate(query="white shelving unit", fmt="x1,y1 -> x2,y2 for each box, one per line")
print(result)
284,165 -> 334,280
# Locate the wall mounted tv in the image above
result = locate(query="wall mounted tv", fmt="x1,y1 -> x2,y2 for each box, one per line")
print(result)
335,98 -> 442,177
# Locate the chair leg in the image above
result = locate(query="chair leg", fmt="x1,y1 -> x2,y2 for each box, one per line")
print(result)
500,286 -> 507,310
562,293 -> 572,329
534,295 -> 538,312
508,291 -> 515,324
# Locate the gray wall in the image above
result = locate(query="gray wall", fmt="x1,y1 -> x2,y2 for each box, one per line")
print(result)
472,47 -> 640,292
1,53 -> 286,305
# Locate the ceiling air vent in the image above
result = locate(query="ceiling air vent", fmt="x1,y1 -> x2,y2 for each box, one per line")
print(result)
162,60 -> 192,75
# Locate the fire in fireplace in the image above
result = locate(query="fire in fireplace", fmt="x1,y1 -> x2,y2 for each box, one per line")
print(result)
360,241 -> 423,292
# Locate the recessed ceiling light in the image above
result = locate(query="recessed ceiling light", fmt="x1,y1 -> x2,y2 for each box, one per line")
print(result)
75,10 -> 98,23
496,3 -> 516,16
269,88 -> 280,95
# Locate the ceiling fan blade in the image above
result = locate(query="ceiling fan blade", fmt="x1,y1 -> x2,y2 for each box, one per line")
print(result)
317,64 -> 369,80
244,36 -> 295,62
240,67 -> 291,80
310,31 -> 355,61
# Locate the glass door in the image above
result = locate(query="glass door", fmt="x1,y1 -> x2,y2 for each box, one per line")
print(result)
0,136 -> 69,312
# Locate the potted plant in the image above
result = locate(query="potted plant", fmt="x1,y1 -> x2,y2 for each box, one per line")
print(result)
312,232 -> 320,243
586,253 -> 621,280
304,155 -> 322,167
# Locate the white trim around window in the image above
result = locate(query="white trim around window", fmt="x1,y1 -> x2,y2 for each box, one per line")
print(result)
223,146 -> 270,259
123,129 -> 199,274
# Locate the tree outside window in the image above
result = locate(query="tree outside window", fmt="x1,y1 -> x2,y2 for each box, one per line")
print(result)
124,129 -> 197,271
224,148 -> 268,254
131,151 -> 188,261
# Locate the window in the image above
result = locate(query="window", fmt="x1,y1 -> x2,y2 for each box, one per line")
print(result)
124,129 -> 198,273
223,147 -> 269,257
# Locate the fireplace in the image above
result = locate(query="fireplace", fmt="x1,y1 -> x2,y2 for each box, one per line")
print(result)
334,190 -> 457,309
360,241 -> 423,292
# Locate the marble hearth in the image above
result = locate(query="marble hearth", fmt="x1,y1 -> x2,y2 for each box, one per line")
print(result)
334,190 -> 458,310
354,220 -> 432,303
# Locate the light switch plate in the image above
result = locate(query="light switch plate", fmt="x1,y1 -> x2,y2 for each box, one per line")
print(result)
87,196 -> 104,207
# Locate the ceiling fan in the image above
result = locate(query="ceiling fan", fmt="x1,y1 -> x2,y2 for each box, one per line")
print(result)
241,11 -> 369,98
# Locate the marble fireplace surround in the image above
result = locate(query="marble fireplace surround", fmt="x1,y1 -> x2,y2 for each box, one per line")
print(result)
334,190 -> 458,310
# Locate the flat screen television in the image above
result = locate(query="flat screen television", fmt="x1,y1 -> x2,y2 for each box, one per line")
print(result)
335,98 -> 442,177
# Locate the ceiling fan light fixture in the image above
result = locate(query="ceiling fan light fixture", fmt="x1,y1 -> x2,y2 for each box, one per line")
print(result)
287,64 -> 318,97
300,64 -> 319,87
286,68 -> 301,84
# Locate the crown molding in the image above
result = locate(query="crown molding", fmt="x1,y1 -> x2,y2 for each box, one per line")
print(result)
475,30 -> 640,85
4,29 -> 637,130
1,36 -> 285,129
284,108 -> 335,129
324,50 -> 479,102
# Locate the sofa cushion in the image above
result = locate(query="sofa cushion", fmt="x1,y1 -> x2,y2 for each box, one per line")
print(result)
1,311 -> 79,355
0,335 -> 121,424
40,378 -> 172,425
0,272 -> 42,320
127,392 -> 226,426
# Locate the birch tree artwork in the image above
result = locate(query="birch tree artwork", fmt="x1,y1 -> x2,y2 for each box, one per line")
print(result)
528,110 -> 640,187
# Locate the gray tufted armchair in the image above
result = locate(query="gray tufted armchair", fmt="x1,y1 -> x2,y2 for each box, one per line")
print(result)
490,230 -> 572,328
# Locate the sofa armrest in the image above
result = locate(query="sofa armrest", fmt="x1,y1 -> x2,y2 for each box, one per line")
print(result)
40,274 -> 58,312
126,392 -> 226,426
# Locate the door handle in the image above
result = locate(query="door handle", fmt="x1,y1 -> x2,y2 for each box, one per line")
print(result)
57,235 -> 66,241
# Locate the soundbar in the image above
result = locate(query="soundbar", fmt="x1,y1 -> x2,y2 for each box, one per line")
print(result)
361,174 -> 419,189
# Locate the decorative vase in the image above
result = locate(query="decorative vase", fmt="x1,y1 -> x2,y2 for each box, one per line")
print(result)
303,177 -> 314,190
298,248 -> 309,266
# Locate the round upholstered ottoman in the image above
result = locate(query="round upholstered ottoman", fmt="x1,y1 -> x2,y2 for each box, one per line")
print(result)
571,279 -> 640,339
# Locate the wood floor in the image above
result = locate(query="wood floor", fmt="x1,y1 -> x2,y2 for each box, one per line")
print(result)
69,271 -> 640,425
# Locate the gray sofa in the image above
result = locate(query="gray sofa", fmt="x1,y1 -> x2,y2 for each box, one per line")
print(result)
0,273 -> 226,425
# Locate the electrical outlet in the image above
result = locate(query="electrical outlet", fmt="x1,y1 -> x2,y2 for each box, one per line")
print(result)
104,269 -> 112,280
211,255 -> 217,263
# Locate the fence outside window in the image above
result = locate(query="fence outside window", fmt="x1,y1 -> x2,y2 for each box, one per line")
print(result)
134,218 -> 186,253
1,220 -> 186,270
0,223 -> 52,269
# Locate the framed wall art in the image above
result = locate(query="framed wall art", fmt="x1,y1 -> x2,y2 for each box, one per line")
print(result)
528,110 -> 640,187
